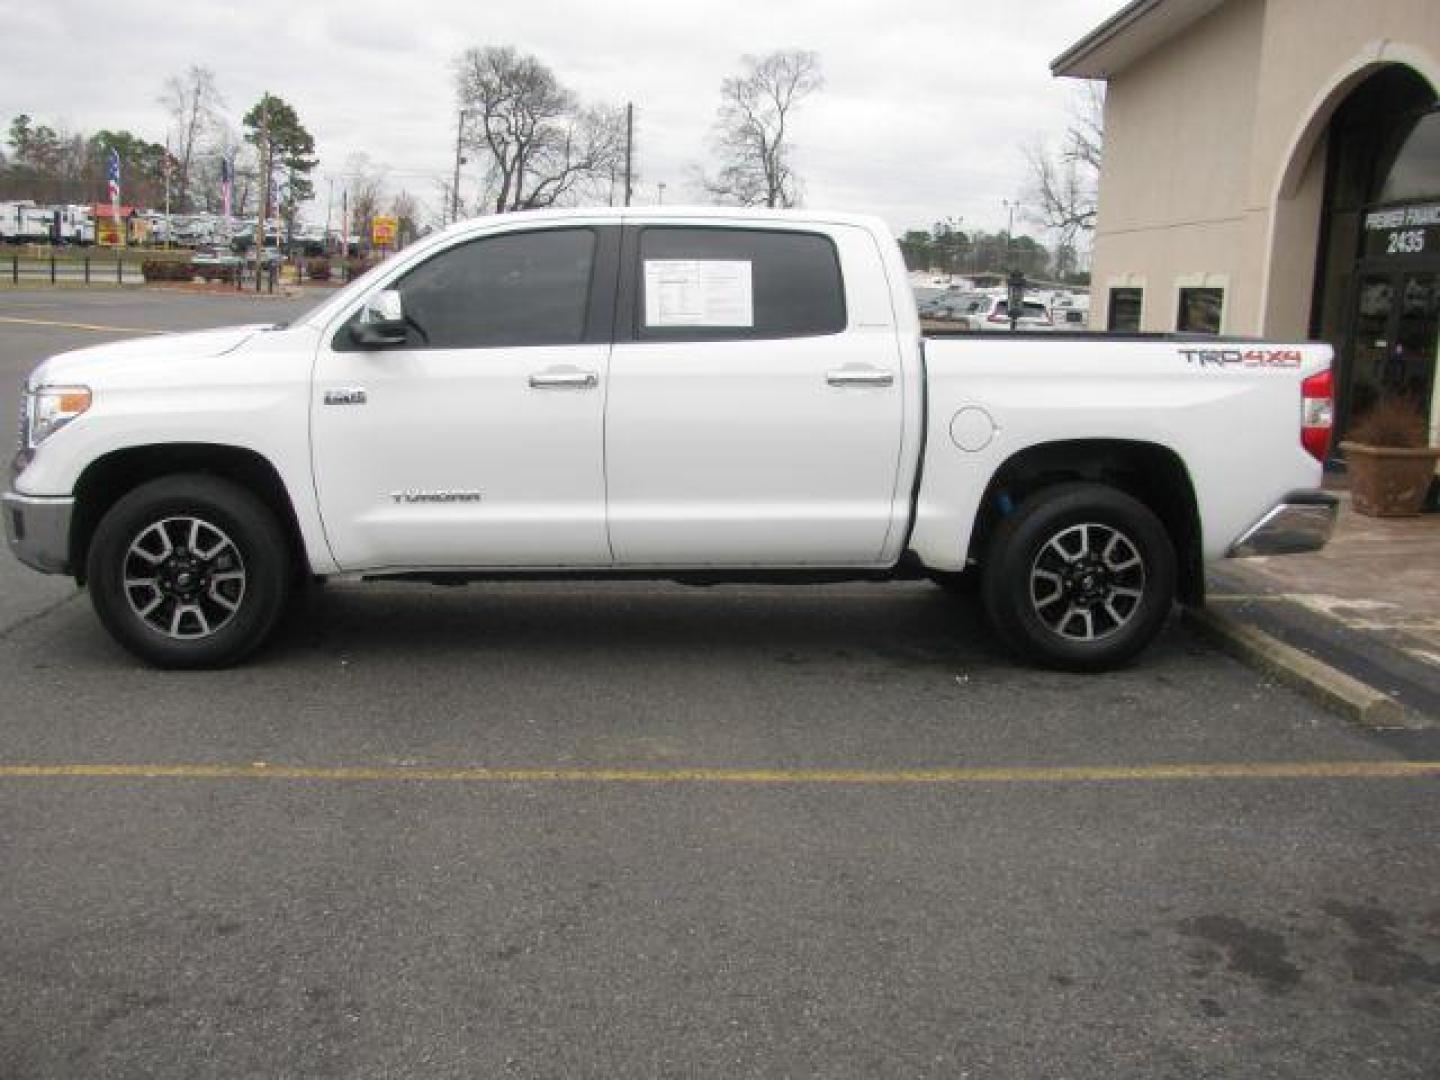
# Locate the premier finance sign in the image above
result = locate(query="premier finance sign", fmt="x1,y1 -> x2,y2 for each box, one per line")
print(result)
1363,203 -> 1440,260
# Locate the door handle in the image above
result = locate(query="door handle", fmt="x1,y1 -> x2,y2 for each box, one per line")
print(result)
528,370 -> 598,390
826,368 -> 894,388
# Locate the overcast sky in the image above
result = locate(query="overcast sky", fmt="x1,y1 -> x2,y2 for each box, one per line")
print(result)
5,0 -> 1122,237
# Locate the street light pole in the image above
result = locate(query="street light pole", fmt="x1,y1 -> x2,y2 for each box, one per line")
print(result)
254,96 -> 271,294
1002,199 -> 1023,331
163,133 -> 172,250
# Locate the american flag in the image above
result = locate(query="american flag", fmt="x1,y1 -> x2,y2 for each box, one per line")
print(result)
219,155 -> 233,219
106,148 -> 121,203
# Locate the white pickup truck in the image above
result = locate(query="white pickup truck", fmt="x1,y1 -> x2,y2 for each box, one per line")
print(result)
6,207 -> 1339,670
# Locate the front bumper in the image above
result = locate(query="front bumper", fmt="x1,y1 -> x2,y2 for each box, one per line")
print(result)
1227,489 -> 1338,558
3,492 -> 74,574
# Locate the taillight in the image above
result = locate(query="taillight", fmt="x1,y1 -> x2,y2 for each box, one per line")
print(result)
987,312 -> 1008,323
1301,368 -> 1333,462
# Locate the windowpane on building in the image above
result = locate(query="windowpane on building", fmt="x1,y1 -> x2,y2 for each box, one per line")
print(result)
1378,109 -> 1440,204
1177,287 -> 1224,334
1108,287 -> 1143,331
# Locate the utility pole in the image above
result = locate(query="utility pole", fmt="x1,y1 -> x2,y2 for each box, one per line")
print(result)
623,103 -> 633,207
451,108 -> 468,225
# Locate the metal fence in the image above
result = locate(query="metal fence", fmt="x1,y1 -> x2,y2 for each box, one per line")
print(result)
1,254 -> 371,291
4,254 -> 146,286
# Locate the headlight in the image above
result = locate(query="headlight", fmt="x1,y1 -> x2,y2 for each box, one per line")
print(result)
26,385 -> 92,448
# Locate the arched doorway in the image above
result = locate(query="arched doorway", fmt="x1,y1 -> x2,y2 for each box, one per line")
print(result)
1307,65 -> 1440,445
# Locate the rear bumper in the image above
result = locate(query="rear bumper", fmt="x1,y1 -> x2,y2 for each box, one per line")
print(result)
1227,490 -> 1338,558
3,492 -> 74,575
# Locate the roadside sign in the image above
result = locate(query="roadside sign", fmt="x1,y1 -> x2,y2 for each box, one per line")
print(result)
371,215 -> 398,248
96,217 -> 123,247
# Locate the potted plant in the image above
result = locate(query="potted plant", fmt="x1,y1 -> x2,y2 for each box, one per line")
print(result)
1341,397 -> 1439,517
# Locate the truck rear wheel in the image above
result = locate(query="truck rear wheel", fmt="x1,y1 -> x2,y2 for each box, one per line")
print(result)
86,475 -> 292,668
980,482 -> 1175,671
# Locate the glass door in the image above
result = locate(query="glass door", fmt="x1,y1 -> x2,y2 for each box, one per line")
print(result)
1394,272 -> 1438,409
1341,270 -> 1439,437
1343,273 -> 1395,433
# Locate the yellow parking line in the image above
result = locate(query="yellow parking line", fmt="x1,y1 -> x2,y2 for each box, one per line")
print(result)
0,761 -> 1435,784
0,316 -> 164,334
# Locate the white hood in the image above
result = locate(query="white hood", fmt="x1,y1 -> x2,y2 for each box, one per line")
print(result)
29,324 -> 276,387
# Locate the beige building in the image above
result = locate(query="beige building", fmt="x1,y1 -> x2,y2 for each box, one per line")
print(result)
1054,0 -> 1440,445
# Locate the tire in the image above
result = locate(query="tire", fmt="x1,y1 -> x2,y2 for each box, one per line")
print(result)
980,482 -> 1175,672
86,474 -> 293,669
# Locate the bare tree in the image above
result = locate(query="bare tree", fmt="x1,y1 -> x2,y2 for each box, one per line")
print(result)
704,50 -> 823,209
189,125 -> 246,214
1025,83 -> 1104,269
390,189 -> 422,245
453,46 -> 625,214
344,152 -> 388,250
159,65 -> 225,211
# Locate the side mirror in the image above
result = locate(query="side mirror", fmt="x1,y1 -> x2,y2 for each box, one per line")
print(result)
351,289 -> 408,347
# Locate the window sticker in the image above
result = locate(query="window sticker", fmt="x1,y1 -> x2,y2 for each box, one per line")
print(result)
643,259 -> 754,327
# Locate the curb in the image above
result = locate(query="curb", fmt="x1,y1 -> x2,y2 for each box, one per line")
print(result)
1185,605 -> 1409,729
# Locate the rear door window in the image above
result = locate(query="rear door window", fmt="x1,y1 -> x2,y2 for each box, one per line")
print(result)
635,227 -> 846,341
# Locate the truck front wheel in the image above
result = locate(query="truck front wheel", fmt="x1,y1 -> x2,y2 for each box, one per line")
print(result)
980,482 -> 1175,671
86,475 -> 293,668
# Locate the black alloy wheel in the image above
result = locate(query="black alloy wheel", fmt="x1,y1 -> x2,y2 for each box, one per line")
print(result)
980,482 -> 1176,671
87,475 -> 293,668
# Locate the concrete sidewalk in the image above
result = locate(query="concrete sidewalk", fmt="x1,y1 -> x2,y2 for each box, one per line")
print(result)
1202,486 -> 1440,725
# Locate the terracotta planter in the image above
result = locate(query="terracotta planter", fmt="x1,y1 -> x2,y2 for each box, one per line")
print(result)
1341,441 -> 1440,517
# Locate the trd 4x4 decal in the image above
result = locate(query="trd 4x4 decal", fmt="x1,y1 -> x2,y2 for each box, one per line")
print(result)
1179,348 -> 1302,369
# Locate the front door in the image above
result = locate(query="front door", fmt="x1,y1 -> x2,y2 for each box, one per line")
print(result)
312,225 -> 617,570
1342,268 -> 1439,436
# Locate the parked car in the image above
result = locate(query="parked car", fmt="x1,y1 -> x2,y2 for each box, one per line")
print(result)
191,248 -> 244,283
1049,292 -> 1091,329
928,291 -> 993,321
915,287 -> 957,319
950,296 -> 1055,330
6,207 -> 1337,671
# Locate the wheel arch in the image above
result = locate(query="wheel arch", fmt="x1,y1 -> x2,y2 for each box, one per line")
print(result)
967,439 -> 1204,605
69,443 -> 307,586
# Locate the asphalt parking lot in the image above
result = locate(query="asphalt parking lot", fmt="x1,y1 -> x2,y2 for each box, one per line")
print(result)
2,288 -> 1438,1078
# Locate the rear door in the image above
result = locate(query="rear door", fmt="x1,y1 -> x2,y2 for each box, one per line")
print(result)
604,221 -> 906,566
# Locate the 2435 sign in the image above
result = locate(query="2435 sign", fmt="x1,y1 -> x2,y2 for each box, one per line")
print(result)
1364,204 -> 1439,261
